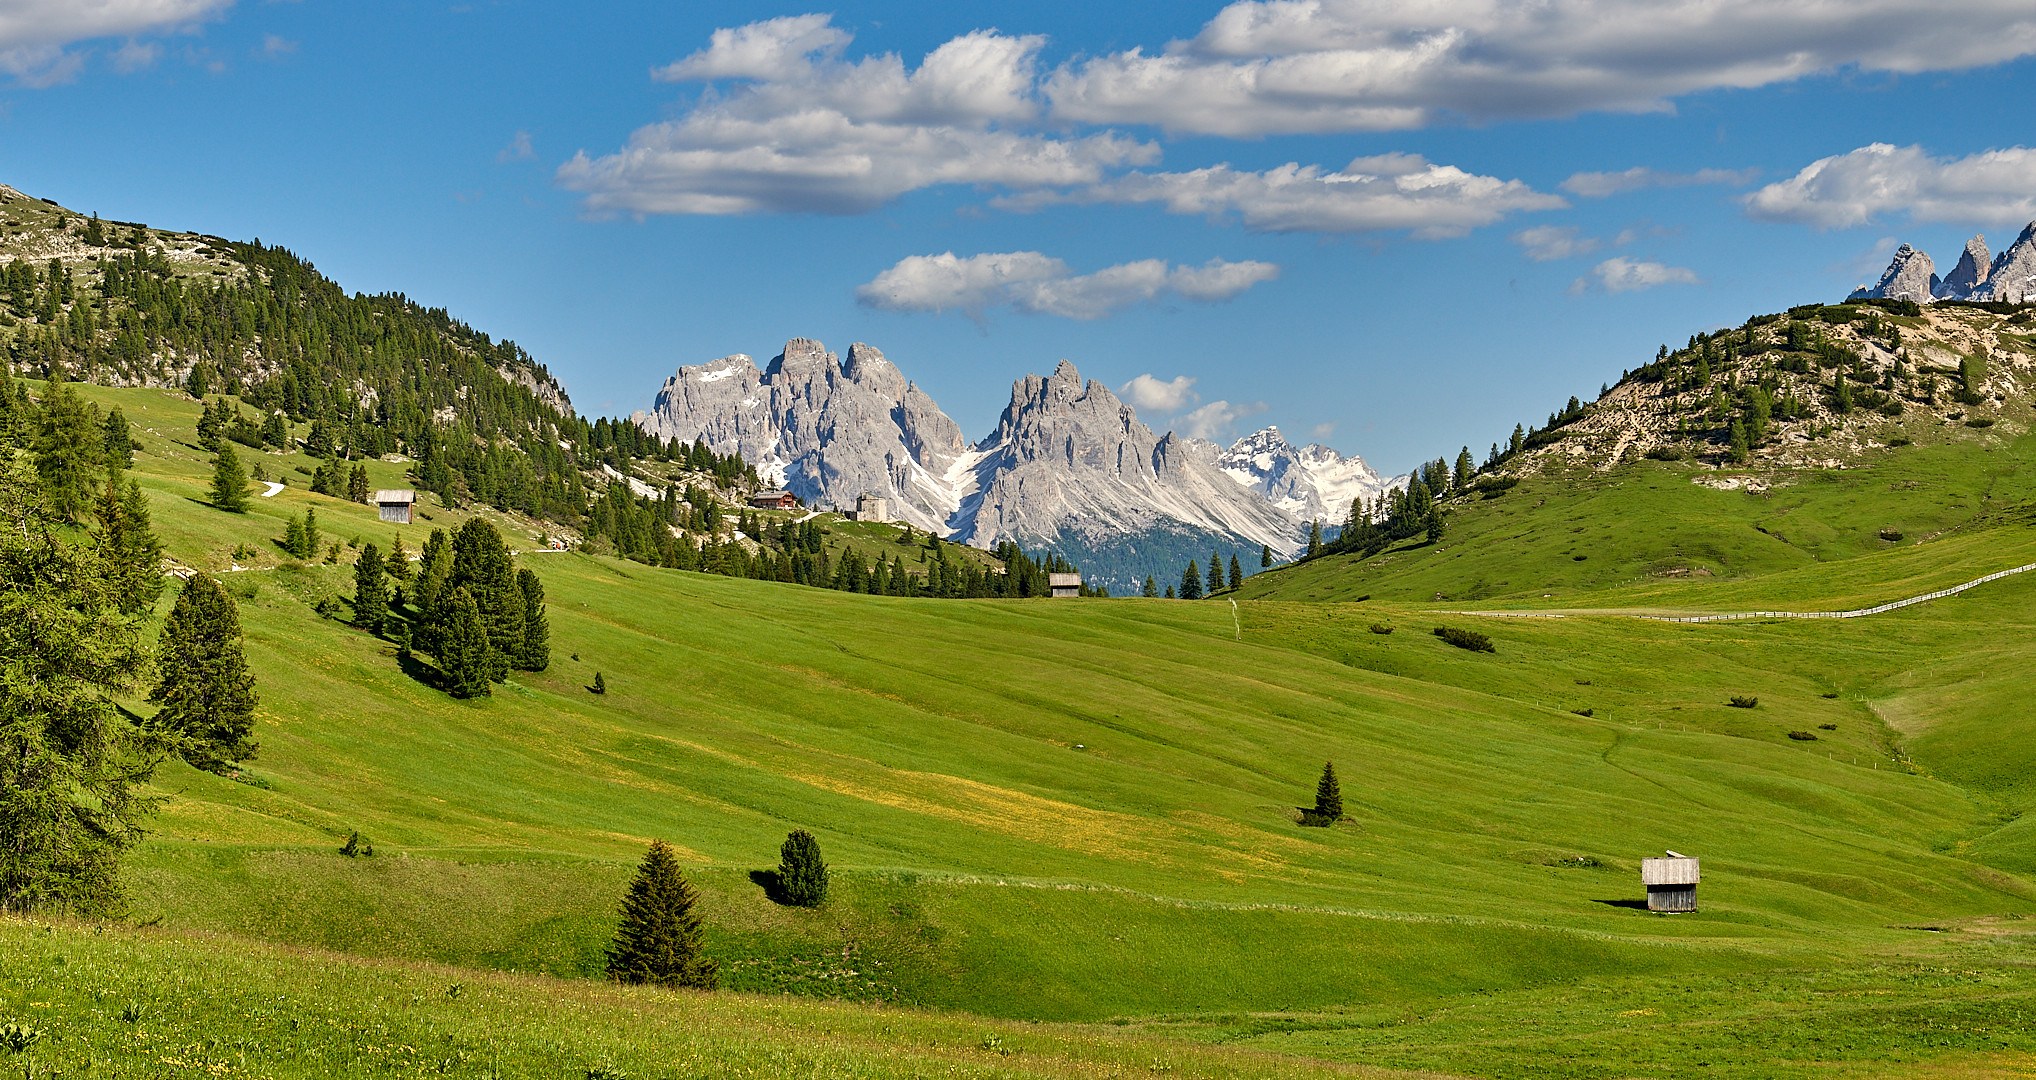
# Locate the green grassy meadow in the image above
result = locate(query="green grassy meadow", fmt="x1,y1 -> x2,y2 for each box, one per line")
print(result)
12,382 -> 2036,1077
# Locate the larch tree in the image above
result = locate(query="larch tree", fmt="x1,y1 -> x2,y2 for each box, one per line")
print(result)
0,460 -> 165,915
31,375 -> 103,521
209,443 -> 249,512
102,406 -> 134,472
606,840 -> 717,989
353,543 -> 389,634
95,478 -> 164,615
150,573 -> 259,772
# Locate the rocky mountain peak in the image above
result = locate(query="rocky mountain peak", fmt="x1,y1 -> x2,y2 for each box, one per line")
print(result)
1938,235 -> 1992,299
1976,222 -> 2036,303
842,341 -> 907,398
1218,426 -> 1399,522
1852,244 -> 1939,303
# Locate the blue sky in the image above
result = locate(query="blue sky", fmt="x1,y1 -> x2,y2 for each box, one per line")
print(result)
6,1 -> 2036,474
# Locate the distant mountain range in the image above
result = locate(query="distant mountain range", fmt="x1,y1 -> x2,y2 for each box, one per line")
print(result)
635,340 -> 1399,583
1850,223 -> 2036,304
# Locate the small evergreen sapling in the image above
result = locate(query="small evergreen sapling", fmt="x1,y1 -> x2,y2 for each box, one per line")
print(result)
776,829 -> 829,907
1301,761 -> 1343,827
606,840 -> 717,989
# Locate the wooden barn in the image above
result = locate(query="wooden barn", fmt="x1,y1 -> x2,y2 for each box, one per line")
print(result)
749,490 -> 799,510
1049,572 -> 1083,598
374,489 -> 415,525
1640,852 -> 1700,912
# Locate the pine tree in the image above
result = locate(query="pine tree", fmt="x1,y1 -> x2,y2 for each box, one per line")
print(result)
348,463 -> 370,504
1307,520 -> 1324,557
411,529 -> 453,654
354,544 -> 389,634
606,840 -> 716,989
1229,554 -> 1243,588
209,443 -> 249,512
150,573 -> 259,771
514,568 -> 549,671
1180,561 -> 1203,600
1261,544 -> 1273,569
0,459 -> 162,916
1729,418 -> 1751,464
95,478 -> 164,615
284,515 -> 307,560
438,588 -> 492,699
1141,575 -> 1158,598
31,375 -> 103,520
302,507 -> 321,559
1208,551 -> 1225,593
386,536 -> 413,585
591,671 -> 607,694
450,519 -> 523,683
776,829 -> 829,907
1304,761 -> 1343,826
102,406 -> 134,472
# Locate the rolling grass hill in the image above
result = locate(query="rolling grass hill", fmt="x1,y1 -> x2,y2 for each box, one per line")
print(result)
9,381 -> 2036,1077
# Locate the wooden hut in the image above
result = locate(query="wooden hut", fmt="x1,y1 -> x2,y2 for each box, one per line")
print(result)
1049,573 -> 1082,598
1640,851 -> 1699,912
374,489 -> 416,525
749,490 -> 799,510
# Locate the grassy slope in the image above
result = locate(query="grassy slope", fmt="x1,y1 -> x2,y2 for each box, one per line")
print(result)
16,383 -> 2036,1078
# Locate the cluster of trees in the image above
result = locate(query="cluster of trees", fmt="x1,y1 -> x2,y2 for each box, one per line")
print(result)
1168,550 -> 1250,600
606,829 -> 829,990
1,244 -> 753,528
380,519 -> 551,699
580,481 -> 1086,600
1,377 -> 258,916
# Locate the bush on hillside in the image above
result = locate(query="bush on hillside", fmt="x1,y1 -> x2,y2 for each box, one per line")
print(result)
1787,730 -> 1819,741
1729,695 -> 1759,709
775,830 -> 828,908
1368,623 -> 1394,635
1433,626 -> 1495,653
1878,529 -> 1903,542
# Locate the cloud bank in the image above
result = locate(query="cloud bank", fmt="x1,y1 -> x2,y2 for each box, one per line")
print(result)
0,0 -> 230,86
1745,143 -> 2036,228
855,251 -> 1278,319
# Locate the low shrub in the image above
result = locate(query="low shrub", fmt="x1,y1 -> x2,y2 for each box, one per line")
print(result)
1368,623 -> 1394,635
1879,528 -> 1904,542
1887,436 -> 1913,448
1572,707 -> 1594,717
1787,730 -> 1819,741
1644,445 -> 1689,461
1818,723 -> 1838,731
1433,626 -> 1495,653
1728,695 -> 1759,708
1966,417 -> 1996,428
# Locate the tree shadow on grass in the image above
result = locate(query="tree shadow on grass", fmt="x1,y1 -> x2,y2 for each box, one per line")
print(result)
748,869 -> 789,905
396,650 -> 447,693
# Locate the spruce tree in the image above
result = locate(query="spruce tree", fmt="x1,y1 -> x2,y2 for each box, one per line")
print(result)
606,840 -> 716,989
450,518 -> 523,682
31,375 -> 103,521
1208,551 -> 1225,593
283,515 -> 307,560
776,829 -> 829,907
439,588 -> 492,699
1304,761 -> 1343,826
386,535 -> 413,585
95,478 -> 165,615
209,444 -> 249,512
302,507 -> 321,561
0,460 -> 162,915
1307,520 -> 1324,557
1179,561 -> 1203,600
1261,544 -> 1272,568
348,463 -> 370,504
102,406 -> 134,471
1141,575 -> 1158,598
1229,554 -> 1243,588
412,529 -> 453,654
150,573 -> 259,771
514,568 -> 549,671
353,543 -> 389,634
591,671 -> 608,694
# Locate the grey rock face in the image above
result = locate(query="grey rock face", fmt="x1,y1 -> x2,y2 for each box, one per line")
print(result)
1852,244 -> 1939,303
952,360 -> 1303,553
1937,235 -> 1993,299
1975,222 -> 2036,303
1217,427 -> 1399,523
635,339 -> 967,531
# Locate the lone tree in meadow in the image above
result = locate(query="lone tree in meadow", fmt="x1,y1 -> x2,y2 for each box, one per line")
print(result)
514,567 -> 550,672
1301,761 -> 1343,827
209,443 -> 249,512
150,573 -> 259,771
607,840 -> 717,989
776,829 -> 829,907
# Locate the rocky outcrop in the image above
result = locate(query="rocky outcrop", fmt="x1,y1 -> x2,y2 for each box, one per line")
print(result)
1936,235 -> 1993,300
1975,223 -> 2036,303
951,361 -> 1302,554
1217,427 -> 1400,523
1851,244 -> 1938,303
634,339 -> 968,531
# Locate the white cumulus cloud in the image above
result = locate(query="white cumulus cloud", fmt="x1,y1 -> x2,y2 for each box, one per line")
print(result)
1744,143 -> 2036,228
1178,399 -> 1267,440
1045,0 -> 2036,135
1514,225 -> 1601,262
560,15 -> 1155,215
855,252 -> 1278,320
1011,153 -> 1562,237
0,0 -> 230,86
1120,373 -> 1200,412
1575,257 -> 1701,294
